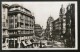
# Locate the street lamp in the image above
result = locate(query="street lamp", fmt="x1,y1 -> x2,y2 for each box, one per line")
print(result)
40,39 -> 42,48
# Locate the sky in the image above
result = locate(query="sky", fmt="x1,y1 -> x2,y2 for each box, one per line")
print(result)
2,1 -> 76,29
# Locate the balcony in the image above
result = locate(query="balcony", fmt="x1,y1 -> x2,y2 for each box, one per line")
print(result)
9,9 -> 33,18
9,33 -> 14,35
20,20 -> 24,23
2,27 -> 8,30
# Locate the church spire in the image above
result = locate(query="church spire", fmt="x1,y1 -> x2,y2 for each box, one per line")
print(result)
59,4 -> 65,15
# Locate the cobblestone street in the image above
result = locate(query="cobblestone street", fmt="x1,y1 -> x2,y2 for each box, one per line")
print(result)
52,41 -> 65,48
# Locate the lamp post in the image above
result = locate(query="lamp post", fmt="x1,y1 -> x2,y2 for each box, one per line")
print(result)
40,39 -> 42,48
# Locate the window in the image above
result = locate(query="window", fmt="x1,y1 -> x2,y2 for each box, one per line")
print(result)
3,22 -> 5,27
70,28 -> 71,34
63,30 -> 65,34
15,19 -> 17,23
21,25 -> 24,28
21,19 -> 23,22
9,15 -> 13,19
20,15 -> 23,19
63,19 -> 65,22
70,20 -> 71,23
9,24 -> 14,28
63,23 -> 66,27
9,19 -> 13,23
3,8 -> 5,12
15,24 -> 17,28
3,14 -> 5,19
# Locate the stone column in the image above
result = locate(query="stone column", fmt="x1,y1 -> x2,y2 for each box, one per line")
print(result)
5,38 -> 8,48
17,13 -> 21,28
7,38 -> 9,48
14,15 -> 15,28
14,38 -> 15,48
24,36 -> 25,41
18,37 -> 21,48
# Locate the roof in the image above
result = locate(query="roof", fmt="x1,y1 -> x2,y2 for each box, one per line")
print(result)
59,4 -> 65,15
52,18 -> 59,23
10,4 -> 21,8
9,4 -> 31,13
35,24 -> 42,28
2,4 -> 9,8
47,16 -> 54,23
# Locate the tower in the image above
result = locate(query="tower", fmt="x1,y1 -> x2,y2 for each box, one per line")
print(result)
59,4 -> 66,41
46,16 -> 54,40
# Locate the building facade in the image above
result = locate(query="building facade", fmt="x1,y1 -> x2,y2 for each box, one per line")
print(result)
65,4 -> 75,48
52,18 -> 61,41
59,5 -> 66,41
52,4 -> 75,48
34,24 -> 42,37
2,4 -> 9,49
52,5 -> 66,41
2,4 -> 35,48
46,16 -> 54,41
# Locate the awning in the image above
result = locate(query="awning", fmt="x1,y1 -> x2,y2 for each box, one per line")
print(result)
27,40 -> 32,45
22,41 -> 27,46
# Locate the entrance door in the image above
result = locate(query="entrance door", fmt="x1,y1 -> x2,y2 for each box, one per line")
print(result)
9,40 -> 18,48
9,40 -> 14,48
15,40 -> 18,48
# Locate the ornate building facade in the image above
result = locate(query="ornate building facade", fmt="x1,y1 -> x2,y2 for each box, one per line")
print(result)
46,16 -> 54,40
34,24 -> 42,37
52,4 -> 75,48
52,5 -> 66,41
59,5 -> 66,41
65,4 -> 75,48
2,4 -> 35,48
2,4 -> 9,49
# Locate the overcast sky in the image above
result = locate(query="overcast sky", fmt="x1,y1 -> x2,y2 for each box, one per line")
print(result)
2,2 -> 76,29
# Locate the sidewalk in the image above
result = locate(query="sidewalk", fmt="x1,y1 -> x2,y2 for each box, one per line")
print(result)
53,41 -> 65,48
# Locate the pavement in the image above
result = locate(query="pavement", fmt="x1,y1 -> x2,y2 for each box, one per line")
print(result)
52,41 -> 65,48
42,40 -> 65,48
